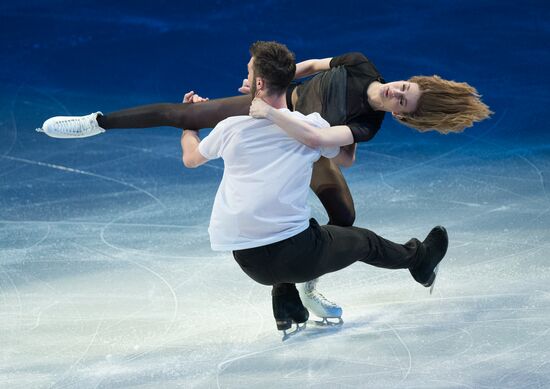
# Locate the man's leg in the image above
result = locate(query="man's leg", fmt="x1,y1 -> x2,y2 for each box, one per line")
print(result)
237,220 -> 447,335
316,223 -> 422,272
270,219 -> 447,285
271,283 -> 309,332
232,249 -> 308,333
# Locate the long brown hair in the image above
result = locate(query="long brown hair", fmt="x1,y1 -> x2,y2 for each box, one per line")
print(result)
396,75 -> 493,134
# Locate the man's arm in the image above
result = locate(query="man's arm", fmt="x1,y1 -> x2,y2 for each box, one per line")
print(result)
294,57 -> 332,79
181,130 -> 208,168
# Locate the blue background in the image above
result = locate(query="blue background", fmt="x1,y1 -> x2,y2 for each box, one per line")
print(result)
1,0 -> 548,144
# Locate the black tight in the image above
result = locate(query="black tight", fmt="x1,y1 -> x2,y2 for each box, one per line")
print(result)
97,95 -> 253,131
310,156 -> 355,227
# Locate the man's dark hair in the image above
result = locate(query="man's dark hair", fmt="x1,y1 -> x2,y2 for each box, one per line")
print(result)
249,41 -> 296,96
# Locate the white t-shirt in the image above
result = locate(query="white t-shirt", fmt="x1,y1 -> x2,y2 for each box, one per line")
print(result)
198,109 -> 339,251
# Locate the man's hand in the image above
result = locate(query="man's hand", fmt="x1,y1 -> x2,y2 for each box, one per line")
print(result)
238,79 -> 251,94
249,98 -> 272,119
182,91 -> 209,104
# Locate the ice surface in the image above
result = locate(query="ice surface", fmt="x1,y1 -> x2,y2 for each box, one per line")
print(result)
1,88 -> 549,388
1,1 -> 549,388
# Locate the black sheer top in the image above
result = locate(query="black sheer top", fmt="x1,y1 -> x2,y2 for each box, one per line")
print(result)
294,52 -> 386,143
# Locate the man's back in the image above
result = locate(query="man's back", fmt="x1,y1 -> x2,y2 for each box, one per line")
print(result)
198,109 -> 338,251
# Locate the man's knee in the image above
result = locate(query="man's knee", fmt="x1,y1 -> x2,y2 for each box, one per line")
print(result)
328,207 -> 356,227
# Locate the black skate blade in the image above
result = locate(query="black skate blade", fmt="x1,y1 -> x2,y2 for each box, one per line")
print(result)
281,322 -> 306,341
312,317 -> 344,326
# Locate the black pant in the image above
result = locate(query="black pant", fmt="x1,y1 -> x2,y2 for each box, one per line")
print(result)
233,219 -> 422,286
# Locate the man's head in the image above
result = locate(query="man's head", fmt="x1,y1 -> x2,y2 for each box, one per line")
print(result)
247,41 -> 296,97
393,75 -> 493,134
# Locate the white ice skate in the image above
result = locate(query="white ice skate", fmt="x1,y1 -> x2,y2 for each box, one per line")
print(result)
36,112 -> 104,139
299,279 -> 343,326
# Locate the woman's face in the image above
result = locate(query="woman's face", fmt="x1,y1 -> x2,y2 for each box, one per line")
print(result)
380,81 -> 421,114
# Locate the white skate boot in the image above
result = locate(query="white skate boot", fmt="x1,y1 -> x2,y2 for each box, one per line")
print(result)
298,278 -> 343,326
36,112 -> 105,139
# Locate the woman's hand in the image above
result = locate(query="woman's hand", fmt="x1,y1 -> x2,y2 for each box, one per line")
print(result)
182,91 -> 209,104
249,98 -> 272,119
238,79 -> 251,94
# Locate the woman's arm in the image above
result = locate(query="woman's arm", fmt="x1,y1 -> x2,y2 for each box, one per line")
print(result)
239,57 -> 333,93
250,98 -> 354,148
294,57 -> 333,79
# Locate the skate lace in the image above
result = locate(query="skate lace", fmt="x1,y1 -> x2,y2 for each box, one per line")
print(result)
56,117 -> 92,134
307,291 -> 338,308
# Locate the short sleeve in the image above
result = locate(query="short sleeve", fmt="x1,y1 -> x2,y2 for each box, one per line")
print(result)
307,112 -> 330,128
320,145 -> 340,159
306,112 -> 340,158
198,123 -> 225,160
330,52 -> 369,68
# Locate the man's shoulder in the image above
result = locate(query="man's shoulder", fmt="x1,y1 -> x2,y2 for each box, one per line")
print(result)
216,115 -> 253,129
211,115 -> 259,136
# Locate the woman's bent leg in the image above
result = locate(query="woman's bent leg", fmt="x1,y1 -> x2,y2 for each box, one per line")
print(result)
310,156 -> 356,226
97,95 -> 252,130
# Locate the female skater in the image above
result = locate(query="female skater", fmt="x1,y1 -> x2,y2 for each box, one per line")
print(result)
37,42 -> 492,322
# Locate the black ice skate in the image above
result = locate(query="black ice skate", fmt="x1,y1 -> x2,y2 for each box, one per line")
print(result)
409,226 -> 448,294
272,284 -> 309,341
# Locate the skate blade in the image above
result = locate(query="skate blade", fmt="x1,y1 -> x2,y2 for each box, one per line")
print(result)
312,317 -> 344,326
429,265 -> 439,295
281,322 -> 306,341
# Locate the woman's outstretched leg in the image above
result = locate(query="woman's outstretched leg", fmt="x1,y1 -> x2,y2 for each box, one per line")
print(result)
38,95 -> 253,138
97,95 -> 252,130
